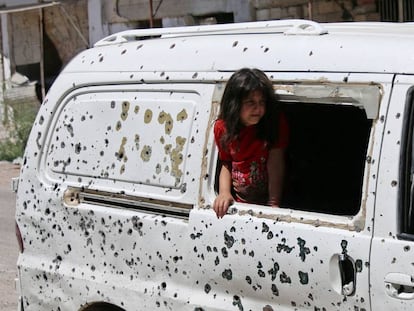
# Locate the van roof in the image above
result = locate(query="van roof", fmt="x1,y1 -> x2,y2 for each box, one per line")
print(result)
66,19 -> 414,76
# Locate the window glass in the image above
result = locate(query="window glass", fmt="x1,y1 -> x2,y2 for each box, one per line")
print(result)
46,90 -> 197,189
399,89 -> 414,235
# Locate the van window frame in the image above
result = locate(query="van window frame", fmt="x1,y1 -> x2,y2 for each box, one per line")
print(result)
213,81 -> 379,219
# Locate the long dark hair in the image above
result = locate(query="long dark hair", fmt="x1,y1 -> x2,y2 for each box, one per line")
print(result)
218,68 -> 279,148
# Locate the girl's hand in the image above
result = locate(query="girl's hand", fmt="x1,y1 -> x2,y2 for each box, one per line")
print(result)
213,193 -> 234,218
268,198 -> 279,207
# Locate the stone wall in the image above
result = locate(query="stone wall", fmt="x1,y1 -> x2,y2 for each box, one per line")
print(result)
254,0 -> 379,22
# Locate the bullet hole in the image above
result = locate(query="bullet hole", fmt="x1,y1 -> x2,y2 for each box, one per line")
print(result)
144,109 -> 153,124
309,51 -> 313,56
161,282 -> 167,290
158,110 -> 173,133
170,43 -> 176,49
116,121 -> 122,131
258,269 -> 265,278
121,101 -> 130,121
341,239 -> 348,253
204,283 -> 211,294
343,76 -> 349,83
268,262 -> 279,281
116,137 -> 127,161
355,259 -> 363,272
391,180 -> 398,187
221,247 -> 228,258
271,284 -> 279,296
298,238 -> 310,262
75,143 -> 82,154
224,231 -> 235,248
39,115 -> 44,125
246,275 -> 252,285
396,113 -> 401,119
177,109 -> 188,121
141,145 -> 152,162
232,295 -> 243,311
277,240 -> 294,254
232,41 -> 238,47
131,216 -> 143,236
264,47 -> 269,52
99,55 -> 104,62
222,269 -> 232,280
267,232 -> 273,239
243,47 -> 248,52
214,256 -> 220,266
263,305 -> 274,311
380,115 -> 385,123
404,245 -> 410,252
280,272 -> 291,283
262,222 -> 269,233
192,72 -> 198,79
65,124 -> 74,137
121,49 -> 127,55
298,271 -> 309,285
134,105 -> 140,114
137,44 -> 143,50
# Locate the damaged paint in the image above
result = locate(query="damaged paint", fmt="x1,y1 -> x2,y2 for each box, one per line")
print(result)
15,19 -> 402,311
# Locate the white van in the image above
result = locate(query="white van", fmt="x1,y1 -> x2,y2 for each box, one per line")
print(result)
14,19 -> 414,310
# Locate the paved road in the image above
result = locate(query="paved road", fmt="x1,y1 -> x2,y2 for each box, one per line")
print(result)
0,161 -> 20,311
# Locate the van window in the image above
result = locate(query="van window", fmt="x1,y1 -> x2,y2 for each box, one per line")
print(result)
46,89 -> 196,189
399,88 -> 414,236
214,82 -> 379,216
282,102 -> 371,215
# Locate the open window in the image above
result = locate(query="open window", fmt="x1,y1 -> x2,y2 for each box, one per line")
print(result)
278,83 -> 377,216
214,82 -> 380,216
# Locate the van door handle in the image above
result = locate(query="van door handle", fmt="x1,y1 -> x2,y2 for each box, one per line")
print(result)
338,253 -> 356,296
385,273 -> 414,300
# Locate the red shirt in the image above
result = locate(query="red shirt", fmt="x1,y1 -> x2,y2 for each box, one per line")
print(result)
214,114 -> 289,204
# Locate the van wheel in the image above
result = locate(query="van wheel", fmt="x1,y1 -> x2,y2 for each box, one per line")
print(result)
80,302 -> 126,311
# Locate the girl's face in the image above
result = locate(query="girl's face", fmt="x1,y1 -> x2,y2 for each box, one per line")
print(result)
240,89 -> 266,126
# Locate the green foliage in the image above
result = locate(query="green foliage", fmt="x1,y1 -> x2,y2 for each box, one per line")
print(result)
0,100 -> 38,161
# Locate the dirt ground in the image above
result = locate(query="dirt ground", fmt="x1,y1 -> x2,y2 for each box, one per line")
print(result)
0,161 -> 21,311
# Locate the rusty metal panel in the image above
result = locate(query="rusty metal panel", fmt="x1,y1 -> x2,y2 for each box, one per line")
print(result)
10,10 -> 40,65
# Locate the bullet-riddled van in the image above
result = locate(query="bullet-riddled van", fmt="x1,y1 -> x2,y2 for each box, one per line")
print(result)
14,19 -> 414,310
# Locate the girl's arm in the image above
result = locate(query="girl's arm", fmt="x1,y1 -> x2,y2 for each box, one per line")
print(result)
213,163 -> 234,218
267,148 -> 285,207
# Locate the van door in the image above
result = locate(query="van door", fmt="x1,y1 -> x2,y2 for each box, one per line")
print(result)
371,75 -> 414,310
199,72 -> 393,310
20,81 -> 224,310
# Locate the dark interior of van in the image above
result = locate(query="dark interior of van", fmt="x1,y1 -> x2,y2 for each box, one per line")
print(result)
281,102 -> 372,216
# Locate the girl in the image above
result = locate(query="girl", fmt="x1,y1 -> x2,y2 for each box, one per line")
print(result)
213,68 -> 289,218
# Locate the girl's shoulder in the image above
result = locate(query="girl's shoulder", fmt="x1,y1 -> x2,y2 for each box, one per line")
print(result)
214,119 -> 226,135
